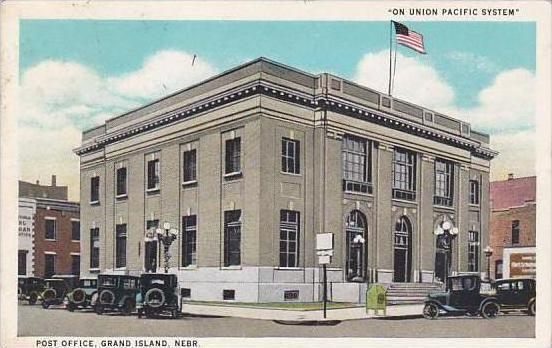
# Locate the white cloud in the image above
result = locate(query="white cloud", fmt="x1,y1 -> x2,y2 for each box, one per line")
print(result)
445,51 -> 499,73
18,50 -> 217,200
355,50 -> 455,110
490,130 -> 535,180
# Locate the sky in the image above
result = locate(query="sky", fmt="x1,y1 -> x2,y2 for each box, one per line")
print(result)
18,20 -> 536,200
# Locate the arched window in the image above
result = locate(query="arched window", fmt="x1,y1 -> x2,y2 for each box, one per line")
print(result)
345,210 -> 367,282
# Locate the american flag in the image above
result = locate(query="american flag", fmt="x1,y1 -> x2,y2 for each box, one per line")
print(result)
393,21 -> 426,54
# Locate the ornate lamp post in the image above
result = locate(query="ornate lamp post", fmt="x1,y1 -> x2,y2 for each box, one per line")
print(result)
484,245 -> 493,281
156,222 -> 178,273
434,219 -> 459,282
351,234 -> 365,282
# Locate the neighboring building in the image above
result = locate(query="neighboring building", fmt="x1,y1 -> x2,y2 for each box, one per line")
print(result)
489,174 -> 536,279
18,176 -> 80,278
75,58 -> 496,302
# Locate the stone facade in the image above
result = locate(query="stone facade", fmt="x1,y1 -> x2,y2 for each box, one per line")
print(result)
75,58 -> 496,302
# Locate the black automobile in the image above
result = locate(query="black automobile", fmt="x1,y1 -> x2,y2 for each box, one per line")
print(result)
41,275 -> 80,309
136,273 -> 180,319
65,277 -> 98,311
423,274 -> 500,319
492,278 -> 536,316
18,276 -> 45,305
94,275 -> 139,315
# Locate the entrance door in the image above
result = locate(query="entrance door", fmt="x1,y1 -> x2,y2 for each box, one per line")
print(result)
393,216 -> 412,282
345,210 -> 367,282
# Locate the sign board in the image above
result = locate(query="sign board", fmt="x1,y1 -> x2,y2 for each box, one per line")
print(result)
318,255 -> 331,265
316,250 -> 334,257
509,253 -> 536,278
316,233 -> 333,251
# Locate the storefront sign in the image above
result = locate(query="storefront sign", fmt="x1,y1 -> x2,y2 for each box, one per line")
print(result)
509,253 -> 536,277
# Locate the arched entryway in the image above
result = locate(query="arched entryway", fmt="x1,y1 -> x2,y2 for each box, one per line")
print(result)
393,216 -> 412,282
345,210 -> 367,282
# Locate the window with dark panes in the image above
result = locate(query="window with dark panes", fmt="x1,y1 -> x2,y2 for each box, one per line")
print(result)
144,219 -> 159,272
115,224 -> 127,268
182,215 -> 197,267
116,167 -> 127,196
469,180 -> 480,205
44,254 -> 56,278
147,159 -> 160,190
467,231 -> 479,272
225,138 -> 241,174
281,138 -> 300,174
71,255 -> 80,276
71,220 -> 80,241
342,136 -> 372,194
512,220 -> 520,244
90,176 -> 100,203
495,260 -> 503,279
45,218 -> 57,240
392,148 -> 416,200
224,210 -> 241,266
434,159 -> 454,206
18,250 -> 27,275
223,289 -> 235,300
183,149 -> 197,183
90,228 -> 100,269
279,210 -> 300,268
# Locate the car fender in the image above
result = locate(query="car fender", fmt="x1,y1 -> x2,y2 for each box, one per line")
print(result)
528,297 -> 535,306
424,300 -> 445,310
479,297 -> 499,311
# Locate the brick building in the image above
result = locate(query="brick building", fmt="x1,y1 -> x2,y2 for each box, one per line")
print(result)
489,174 -> 536,279
18,176 -> 80,278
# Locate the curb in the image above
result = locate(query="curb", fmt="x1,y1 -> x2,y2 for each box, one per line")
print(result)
273,319 -> 342,326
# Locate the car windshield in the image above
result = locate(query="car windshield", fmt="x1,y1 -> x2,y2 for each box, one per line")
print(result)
121,278 -> 137,290
449,277 -> 478,291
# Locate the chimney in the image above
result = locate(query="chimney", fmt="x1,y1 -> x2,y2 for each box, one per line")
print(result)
508,173 -> 514,180
51,175 -> 57,187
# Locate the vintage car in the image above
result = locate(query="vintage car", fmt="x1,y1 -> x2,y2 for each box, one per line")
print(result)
65,277 -> 98,311
423,274 -> 500,319
94,274 -> 139,315
136,273 -> 180,319
492,278 -> 536,316
18,276 -> 45,305
41,275 -> 80,309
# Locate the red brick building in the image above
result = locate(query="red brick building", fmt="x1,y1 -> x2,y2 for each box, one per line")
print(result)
489,174 -> 536,279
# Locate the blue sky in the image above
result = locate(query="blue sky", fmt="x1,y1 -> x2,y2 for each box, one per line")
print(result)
18,20 -> 537,199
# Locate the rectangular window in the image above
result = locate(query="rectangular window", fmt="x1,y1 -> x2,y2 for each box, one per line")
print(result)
71,220 -> 80,241
90,176 -> 100,203
392,148 -> 416,200
181,288 -> 191,298
144,220 -> 159,272
467,231 -> 479,272
281,138 -> 300,174
116,167 -> 127,197
224,210 -> 241,266
279,210 -> 300,268
44,254 -> 56,278
71,255 -> 80,276
495,260 -> 503,279
18,250 -> 27,275
90,228 -> 100,269
342,136 -> 372,194
223,289 -> 235,300
225,137 -> 241,175
147,159 -> 160,190
183,149 -> 197,183
512,220 -> 520,244
182,215 -> 197,267
45,218 -> 57,240
434,159 -> 454,206
469,180 -> 480,205
115,224 -> 127,268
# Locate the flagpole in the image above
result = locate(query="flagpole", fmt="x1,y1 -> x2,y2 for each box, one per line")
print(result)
388,20 -> 393,96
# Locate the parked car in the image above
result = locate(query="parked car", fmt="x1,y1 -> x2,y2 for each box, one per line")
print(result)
41,275 -> 80,309
65,277 -> 98,312
492,278 -> 536,316
94,275 -> 139,315
136,273 -> 180,319
18,276 -> 45,305
423,274 -> 500,319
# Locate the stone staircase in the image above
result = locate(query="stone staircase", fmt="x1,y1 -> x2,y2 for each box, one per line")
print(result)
385,282 -> 444,305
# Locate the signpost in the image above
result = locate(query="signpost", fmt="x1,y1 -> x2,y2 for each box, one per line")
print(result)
316,233 -> 333,319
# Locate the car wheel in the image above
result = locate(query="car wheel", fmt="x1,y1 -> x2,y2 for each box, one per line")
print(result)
94,305 -> 104,315
481,302 -> 500,319
29,293 -> 38,305
528,301 -> 536,316
423,303 -> 439,319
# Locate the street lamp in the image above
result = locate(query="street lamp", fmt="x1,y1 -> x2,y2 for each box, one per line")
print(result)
351,234 -> 365,282
434,219 -> 459,282
156,222 -> 178,273
484,245 -> 493,281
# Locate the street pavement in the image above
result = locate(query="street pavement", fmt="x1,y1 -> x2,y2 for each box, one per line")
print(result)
18,304 -> 534,338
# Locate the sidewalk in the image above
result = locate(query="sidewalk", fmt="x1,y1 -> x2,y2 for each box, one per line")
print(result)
181,302 -> 423,322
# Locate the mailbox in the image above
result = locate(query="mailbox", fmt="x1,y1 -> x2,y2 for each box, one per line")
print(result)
366,284 -> 387,315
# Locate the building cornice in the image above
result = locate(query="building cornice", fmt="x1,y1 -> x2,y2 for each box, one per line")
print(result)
74,81 -> 497,160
